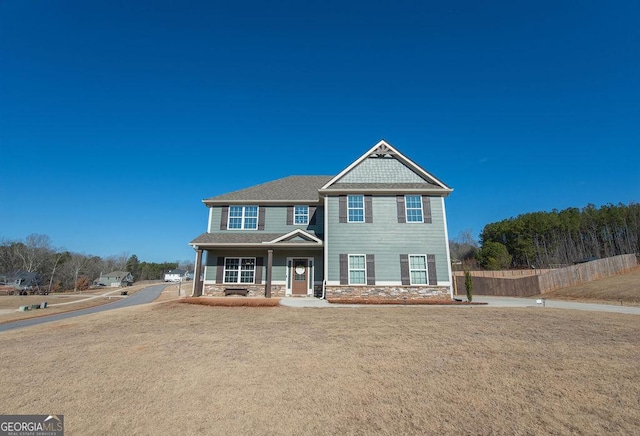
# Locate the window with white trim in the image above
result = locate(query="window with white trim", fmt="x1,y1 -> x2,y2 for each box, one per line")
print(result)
228,206 -> 258,229
224,257 -> 256,283
349,254 -> 366,285
409,255 -> 428,285
347,195 -> 364,223
405,195 -> 423,223
294,205 -> 309,225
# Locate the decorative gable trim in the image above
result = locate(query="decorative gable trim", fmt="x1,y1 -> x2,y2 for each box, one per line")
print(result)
266,229 -> 323,244
320,139 -> 452,193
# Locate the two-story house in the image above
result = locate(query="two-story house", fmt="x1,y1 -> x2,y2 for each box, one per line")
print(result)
189,140 -> 454,300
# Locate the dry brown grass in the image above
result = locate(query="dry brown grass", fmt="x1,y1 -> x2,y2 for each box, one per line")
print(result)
0,303 -> 638,435
540,266 -> 640,306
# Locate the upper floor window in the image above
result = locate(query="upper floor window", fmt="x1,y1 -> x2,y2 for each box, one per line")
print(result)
294,205 -> 309,225
405,195 -> 423,223
228,206 -> 258,229
347,195 -> 364,223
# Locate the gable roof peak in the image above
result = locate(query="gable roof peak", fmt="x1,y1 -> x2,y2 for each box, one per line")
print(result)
320,139 -> 452,193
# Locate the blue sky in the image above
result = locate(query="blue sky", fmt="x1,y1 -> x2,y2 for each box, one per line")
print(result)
1,0 -> 638,263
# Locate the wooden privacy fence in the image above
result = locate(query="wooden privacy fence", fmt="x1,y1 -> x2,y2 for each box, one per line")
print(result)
454,254 -> 638,297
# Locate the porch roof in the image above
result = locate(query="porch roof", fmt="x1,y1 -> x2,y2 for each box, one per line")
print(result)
190,231 -> 324,248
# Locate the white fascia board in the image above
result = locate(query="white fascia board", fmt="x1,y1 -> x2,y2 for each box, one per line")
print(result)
203,199 -> 323,206
321,140 -> 390,190
320,139 -> 453,192
267,229 -> 323,244
320,187 -> 453,197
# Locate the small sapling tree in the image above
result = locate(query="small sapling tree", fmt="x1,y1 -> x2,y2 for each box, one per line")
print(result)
464,270 -> 473,302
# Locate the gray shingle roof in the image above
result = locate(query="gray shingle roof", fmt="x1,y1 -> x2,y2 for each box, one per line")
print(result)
190,231 -> 322,245
204,176 -> 333,204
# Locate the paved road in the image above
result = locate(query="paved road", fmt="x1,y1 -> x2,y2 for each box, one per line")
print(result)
0,284 -> 169,333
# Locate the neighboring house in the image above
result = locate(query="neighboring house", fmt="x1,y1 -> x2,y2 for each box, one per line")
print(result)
164,269 -> 187,282
0,271 -> 41,292
96,271 -> 134,287
189,140 -> 454,300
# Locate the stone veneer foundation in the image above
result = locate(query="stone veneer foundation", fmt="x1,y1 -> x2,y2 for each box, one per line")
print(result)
202,284 -> 324,298
325,285 -> 450,300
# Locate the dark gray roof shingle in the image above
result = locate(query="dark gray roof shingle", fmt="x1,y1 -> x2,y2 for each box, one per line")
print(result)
204,175 -> 332,203
190,231 -> 322,245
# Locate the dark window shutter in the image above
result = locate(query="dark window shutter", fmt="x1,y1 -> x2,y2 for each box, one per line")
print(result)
216,257 -> 225,284
396,195 -> 406,223
427,254 -> 437,285
286,206 -> 293,225
365,195 -> 373,223
338,196 -> 347,223
220,206 -> 229,230
339,254 -> 348,285
400,254 -> 410,285
255,257 -> 264,284
423,196 -> 432,224
258,206 -> 266,230
366,254 -> 375,285
309,206 -> 317,225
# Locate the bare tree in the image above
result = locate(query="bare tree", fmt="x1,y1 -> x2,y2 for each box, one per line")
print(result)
13,234 -> 53,273
62,253 -> 92,292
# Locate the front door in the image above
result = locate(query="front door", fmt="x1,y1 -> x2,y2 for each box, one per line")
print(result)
291,259 -> 308,295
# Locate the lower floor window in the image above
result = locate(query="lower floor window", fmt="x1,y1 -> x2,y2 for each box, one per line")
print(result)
349,254 -> 366,285
409,255 -> 428,285
224,257 -> 255,283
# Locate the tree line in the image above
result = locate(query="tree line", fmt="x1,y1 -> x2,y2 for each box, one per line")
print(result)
0,234 -> 192,292
475,202 -> 640,269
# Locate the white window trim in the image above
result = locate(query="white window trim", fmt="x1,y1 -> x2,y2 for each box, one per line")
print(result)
405,195 -> 424,223
294,205 -> 309,225
223,257 -> 256,284
348,254 -> 367,285
408,254 -> 428,285
347,195 -> 365,223
228,206 -> 259,230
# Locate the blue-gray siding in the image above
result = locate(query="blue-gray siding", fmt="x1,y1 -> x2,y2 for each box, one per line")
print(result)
208,205 -> 324,235
340,156 -> 428,184
326,195 -> 449,283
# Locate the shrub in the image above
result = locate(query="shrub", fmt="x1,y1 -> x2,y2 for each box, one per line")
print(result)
464,270 -> 473,302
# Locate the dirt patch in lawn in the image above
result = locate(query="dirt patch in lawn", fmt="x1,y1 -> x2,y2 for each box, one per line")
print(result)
180,296 -> 281,307
537,266 -> 640,306
0,303 -> 638,435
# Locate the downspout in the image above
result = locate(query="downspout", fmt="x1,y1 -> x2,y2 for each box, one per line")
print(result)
441,197 -> 454,299
322,194 -> 329,299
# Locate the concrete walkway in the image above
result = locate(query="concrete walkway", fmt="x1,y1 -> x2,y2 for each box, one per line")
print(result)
279,296 -> 640,314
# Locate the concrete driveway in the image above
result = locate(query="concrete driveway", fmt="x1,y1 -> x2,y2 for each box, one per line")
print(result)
462,295 -> 640,314
280,296 -> 640,315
